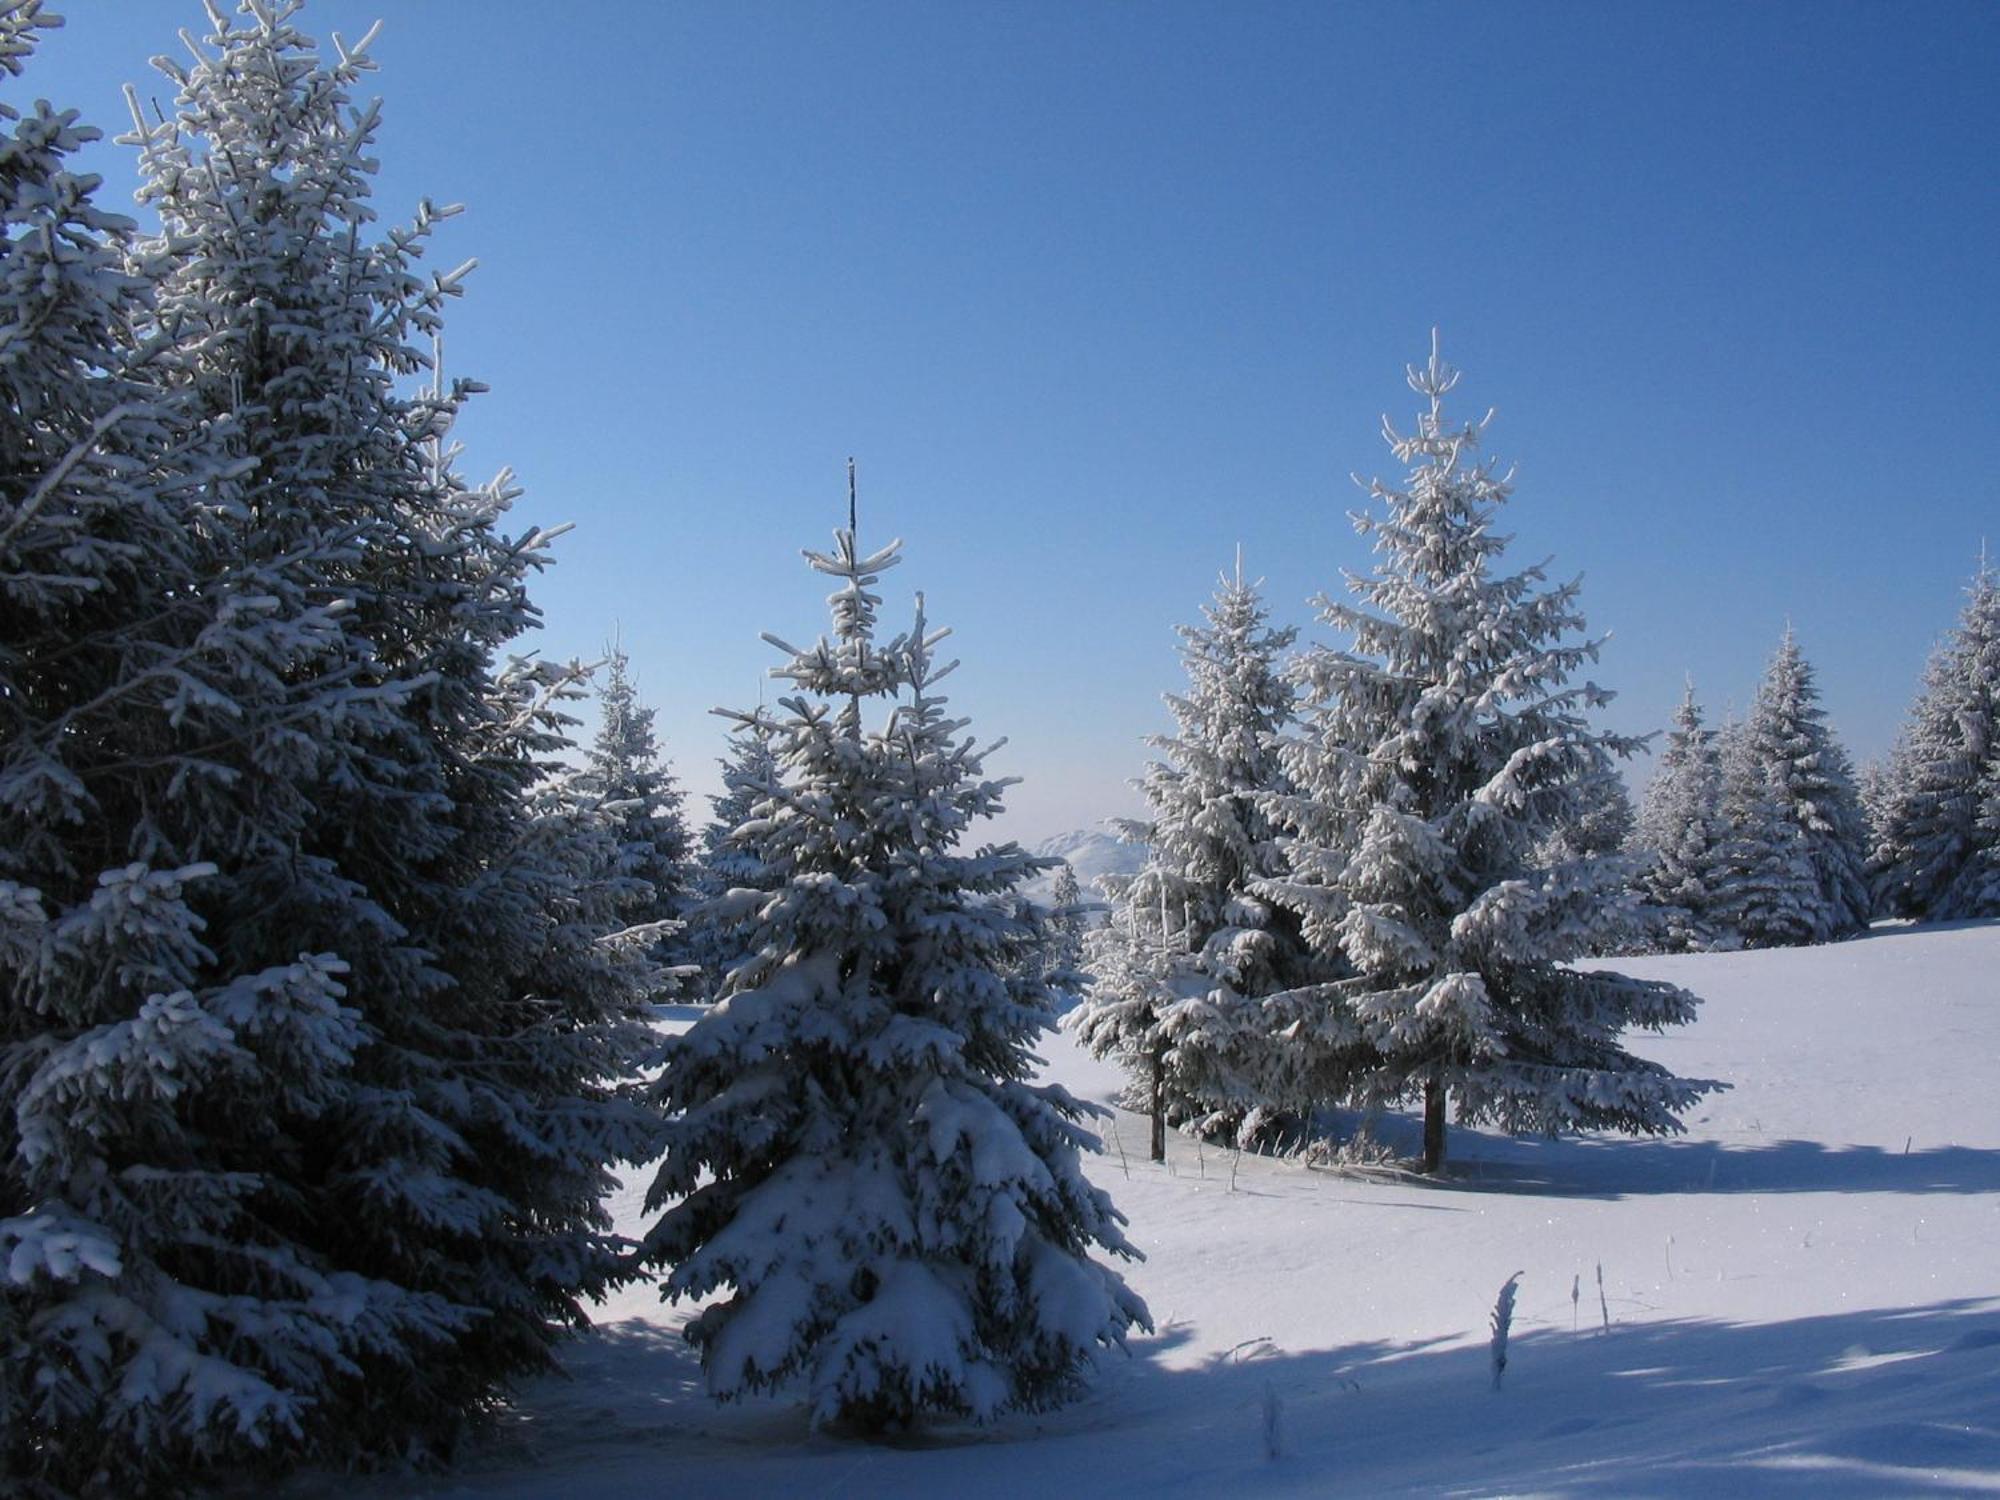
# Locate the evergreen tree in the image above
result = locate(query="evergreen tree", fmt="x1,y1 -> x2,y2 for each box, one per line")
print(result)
1070,562 -> 1322,1150
577,645 -> 693,994
638,522 -> 1148,1431
1258,335 -> 1714,1174
1711,715 -> 1815,947
1071,898 -> 1181,1161
1537,763 -> 1636,866
4,10 -> 654,1486
1718,630 -> 1871,945
1042,861 -> 1088,999
1856,756 -> 1894,857
1,10 -> 436,1489
1628,681 -> 1733,952
1965,770 -> 2000,916
683,720 -> 782,1001
1870,558 -> 2000,920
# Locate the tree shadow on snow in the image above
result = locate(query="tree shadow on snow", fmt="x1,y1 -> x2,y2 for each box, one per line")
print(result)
1313,1109 -> 2000,1199
1444,1136 -> 2000,1200
290,1297 -> 2000,1497
1071,1295 -> 2000,1497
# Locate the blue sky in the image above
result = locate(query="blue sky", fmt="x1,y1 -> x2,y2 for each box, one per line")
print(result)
24,2 -> 1999,844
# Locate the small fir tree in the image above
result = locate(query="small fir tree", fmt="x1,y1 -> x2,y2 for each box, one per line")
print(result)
1870,558 -> 2000,920
577,645 -> 693,994
1856,757 -> 1895,857
1042,861 -> 1089,999
1258,335 -> 1716,1174
1073,898 -> 1183,1161
683,720 -> 782,1001
1965,769 -> 2000,915
1719,629 -> 1871,945
638,521 -> 1148,1431
1537,763 -> 1636,866
1070,562 -> 1322,1150
1628,681 -> 1734,951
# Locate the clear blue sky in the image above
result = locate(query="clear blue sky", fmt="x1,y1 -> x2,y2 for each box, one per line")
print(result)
23,2 -> 1999,844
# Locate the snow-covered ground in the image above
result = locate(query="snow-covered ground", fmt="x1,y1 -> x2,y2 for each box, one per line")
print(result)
308,922 -> 2000,1497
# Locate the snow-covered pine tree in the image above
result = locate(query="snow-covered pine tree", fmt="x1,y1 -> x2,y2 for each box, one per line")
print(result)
1628,681 -> 1733,952
1,12 -> 460,1491
1710,714 -> 1816,948
1258,335 -> 1714,1174
1536,762 -> 1636,866
1870,557 -> 2000,920
1070,561 -> 1322,1150
683,720 -> 783,1001
1966,763 -> 2000,916
1718,629 -> 1872,945
639,522 -> 1148,1431
1042,861 -> 1088,999
1856,756 -> 1894,857
1071,895 -> 1181,1161
9,6 -> 660,1479
577,645 -> 693,995
702,721 -> 781,888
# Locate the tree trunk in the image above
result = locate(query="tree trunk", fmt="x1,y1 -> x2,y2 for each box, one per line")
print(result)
1149,1047 -> 1167,1164
1421,1076 -> 1447,1174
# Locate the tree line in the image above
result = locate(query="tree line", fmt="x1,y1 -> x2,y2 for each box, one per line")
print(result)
1071,405 -> 1998,1173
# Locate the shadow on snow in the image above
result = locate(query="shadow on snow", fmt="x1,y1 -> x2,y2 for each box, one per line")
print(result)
301,1296 -> 2000,1498
1294,1106 -> 2000,1200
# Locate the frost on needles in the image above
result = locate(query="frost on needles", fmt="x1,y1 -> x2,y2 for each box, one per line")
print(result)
1629,680 -> 1735,953
1870,555 -> 2000,921
1,7 -> 660,1490
1257,335 -> 1720,1173
1715,630 -> 1871,947
1070,560 -> 1333,1154
637,522 -> 1149,1432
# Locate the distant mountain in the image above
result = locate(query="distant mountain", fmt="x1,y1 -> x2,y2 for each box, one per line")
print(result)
1029,826 -> 1148,901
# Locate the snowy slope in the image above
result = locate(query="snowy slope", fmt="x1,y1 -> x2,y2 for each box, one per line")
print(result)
304,922 -> 2000,1498
1029,827 -> 1149,900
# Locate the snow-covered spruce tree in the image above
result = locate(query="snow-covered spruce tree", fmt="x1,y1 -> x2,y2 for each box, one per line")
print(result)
682,721 -> 782,1002
0,11 -> 455,1492
1710,715 -> 1816,948
13,6 -> 658,1476
1627,681 -> 1734,952
1857,756 -> 1895,857
1530,760 -> 1636,962
1258,335 -> 1715,1174
576,645 -> 693,994
1042,861 -> 1088,999
1717,629 -> 1871,945
1966,766 -> 2000,916
1536,761 -> 1635,866
1071,899 -> 1179,1161
638,525 -> 1148,1431
1070,562 -> 1323,1150
1870,558 -> 2000,920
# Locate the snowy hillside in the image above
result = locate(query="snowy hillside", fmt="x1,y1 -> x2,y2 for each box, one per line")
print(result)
1030,827 -> 1150,898
307,921 -> 2000,1498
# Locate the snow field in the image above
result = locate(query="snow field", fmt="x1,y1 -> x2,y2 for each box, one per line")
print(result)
306,920 -> 2000,1497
